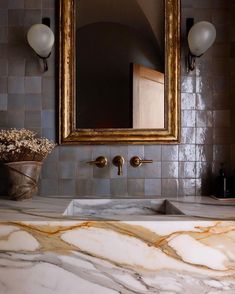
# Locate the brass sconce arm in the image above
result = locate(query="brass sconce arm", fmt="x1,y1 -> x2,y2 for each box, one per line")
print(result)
36,52 -> 51,72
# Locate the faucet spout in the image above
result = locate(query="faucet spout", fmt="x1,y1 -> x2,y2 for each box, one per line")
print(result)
112,155 -> 125,176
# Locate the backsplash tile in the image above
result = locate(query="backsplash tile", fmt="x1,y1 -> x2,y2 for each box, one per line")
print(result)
144,145 -> 161,161
41,160 -> 58,179
8,59 -> 25,76
76,179 -> 92,196
213,128 -> 231,145
58,179 -> 76,197
25,77 -> 42,94
25,94 -> 42,110
179,162 -> 196,179
179,144 -> 196,161
8,10 -> 24,26
179,179 -> 196,196
7,110 -> 24,128
110,178 -> 128,196
181,127 -> 196,144
0,27 -> 7,43
196,93 -> 212,110
0,94 -> 7,111
8,77 -> 24,94
24,0 -> 42,9
196,110 -> 213,127
0,111 -> 7,127
196,145 -> 213,162
181,93 -> 196,110
8,0 -> 24,9
162,145 -> 178,161
91,179 -> 110,196
0,77 -> 7,93
144,179 -> 161,196
0,0 -> 234,198
40,179 -> 59,195
58,162 -> 77,179
94,164 -> 111,179
127,179 -> 145,197
127,146 -> 144,159
181,76 -> 195,93
0,58 -> 8,76
213,110 -> 231,127
196,128 -> 213,144
181,110 -> 196,127
24,10 -> 41,27
42,0 -> 55,9
162,162 -> 178,179
162,179 -> 179,197
127,162 -> 161,179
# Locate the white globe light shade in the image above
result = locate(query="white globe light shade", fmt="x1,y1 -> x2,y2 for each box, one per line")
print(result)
27,24 -> 55,58
188,21 -> 216,56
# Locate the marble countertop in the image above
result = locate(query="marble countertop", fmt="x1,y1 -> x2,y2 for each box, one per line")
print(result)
0,197 -> 235,293
0,196 -> 235,221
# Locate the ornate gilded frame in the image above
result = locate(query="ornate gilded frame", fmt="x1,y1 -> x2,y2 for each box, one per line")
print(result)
59,0 -> 180,144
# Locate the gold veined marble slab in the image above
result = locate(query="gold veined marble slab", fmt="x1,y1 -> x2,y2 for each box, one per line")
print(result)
0,196 -> 235,220
0,220 -> 235,293
0,197 -> 235,293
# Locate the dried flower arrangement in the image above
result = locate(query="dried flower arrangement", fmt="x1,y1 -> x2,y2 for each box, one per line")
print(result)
0,129 -> 56,163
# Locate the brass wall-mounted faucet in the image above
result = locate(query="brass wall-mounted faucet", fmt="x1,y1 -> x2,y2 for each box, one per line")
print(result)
87,156 -> 108,168
112,155 -> 125,176
87,155 -> 152,173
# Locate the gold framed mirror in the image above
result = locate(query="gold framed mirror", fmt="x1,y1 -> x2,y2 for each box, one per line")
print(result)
59,0 -> 180,144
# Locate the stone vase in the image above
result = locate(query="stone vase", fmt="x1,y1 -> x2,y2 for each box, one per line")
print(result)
0,161 -> 42,201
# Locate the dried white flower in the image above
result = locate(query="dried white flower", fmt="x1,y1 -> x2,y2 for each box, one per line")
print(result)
0,128 -> 56,163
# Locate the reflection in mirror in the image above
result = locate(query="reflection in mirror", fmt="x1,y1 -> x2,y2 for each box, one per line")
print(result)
76,0 -> 165,129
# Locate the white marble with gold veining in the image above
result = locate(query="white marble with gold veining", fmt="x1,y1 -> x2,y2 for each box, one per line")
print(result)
0,196 -> 235,220
0,220 -> 235,293
0,196 -> 235,293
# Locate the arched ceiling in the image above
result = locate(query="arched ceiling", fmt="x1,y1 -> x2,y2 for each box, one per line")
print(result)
136,0 -> 164,53
76,0 -> 164,55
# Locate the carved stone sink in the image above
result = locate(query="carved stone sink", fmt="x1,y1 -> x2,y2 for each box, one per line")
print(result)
63,199 -> 184,218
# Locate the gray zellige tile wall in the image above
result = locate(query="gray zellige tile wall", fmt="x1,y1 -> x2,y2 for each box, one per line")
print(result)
0,0 -> 234,197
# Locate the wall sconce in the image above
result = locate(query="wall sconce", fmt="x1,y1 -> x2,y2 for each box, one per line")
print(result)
186,19 -> 216,72
27,20 -> 54,72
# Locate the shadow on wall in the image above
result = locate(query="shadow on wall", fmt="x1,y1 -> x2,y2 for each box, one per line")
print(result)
201,167 -> 213,196
0,164 -> 10,196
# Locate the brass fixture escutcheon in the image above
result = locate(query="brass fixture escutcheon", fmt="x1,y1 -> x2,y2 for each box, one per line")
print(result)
87,156 -> 108,168
130,156 -> 153,168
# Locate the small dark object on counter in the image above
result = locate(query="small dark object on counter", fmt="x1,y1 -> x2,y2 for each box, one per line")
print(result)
214,163 -> 230,198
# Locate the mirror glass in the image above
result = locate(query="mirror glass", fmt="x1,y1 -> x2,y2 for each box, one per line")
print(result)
59,0 -> 180,144
75,0 -> 165,129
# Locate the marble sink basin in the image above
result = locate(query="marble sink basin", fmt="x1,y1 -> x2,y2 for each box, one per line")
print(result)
63,199 -> 184,219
